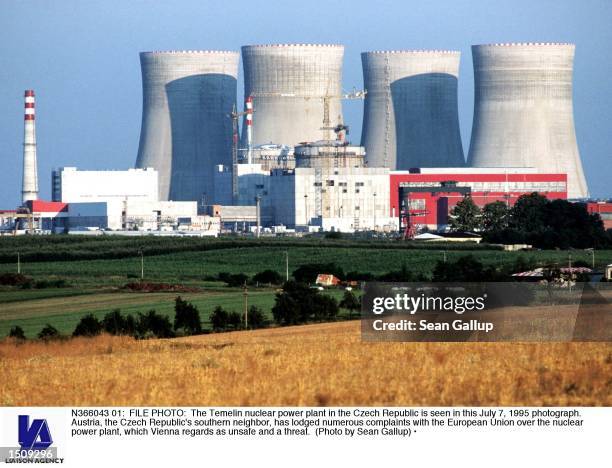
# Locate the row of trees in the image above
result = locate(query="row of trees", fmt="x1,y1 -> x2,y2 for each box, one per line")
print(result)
449,193 -> 610,249
7,288 -> 363,340
217,269 -> 284,287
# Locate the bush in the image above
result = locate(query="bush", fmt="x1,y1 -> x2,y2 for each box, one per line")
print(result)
8,326 -> 26,340
173,296 -> 202,335
72,314 -> 103,337
136,310 -> 174,338
311,295 -> 339,321
218,272 -> 249,287
272,281 -> 338,325
0,273 -> 30,286
324,231 -> 343,239
227,311 -> 242,330
246,306 -> 267,329
33,279 -> 68,289
432,255 -> 501,282
102,309 -> 136,336
210,306 -> 229,331
252,269 -> 282,286
38,324 -> 60,340
339,290 -> 361,318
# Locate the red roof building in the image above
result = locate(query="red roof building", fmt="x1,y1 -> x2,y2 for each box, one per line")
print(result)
390,168 -> 568,231
586,202 -> 612,230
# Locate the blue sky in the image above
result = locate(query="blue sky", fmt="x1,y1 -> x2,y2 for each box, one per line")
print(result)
1,0 -> 610,206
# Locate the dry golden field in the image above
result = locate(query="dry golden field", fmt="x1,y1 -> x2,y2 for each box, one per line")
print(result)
1,321 -> 610,406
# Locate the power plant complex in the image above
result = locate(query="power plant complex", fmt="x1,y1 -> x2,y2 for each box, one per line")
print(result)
7,41 -> 604,237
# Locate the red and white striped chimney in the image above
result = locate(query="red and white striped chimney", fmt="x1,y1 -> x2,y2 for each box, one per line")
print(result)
22,90 -> 39,203
245,95 -> 253,164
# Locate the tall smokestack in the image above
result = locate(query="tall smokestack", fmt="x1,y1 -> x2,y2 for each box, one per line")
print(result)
22,90 -> 39,204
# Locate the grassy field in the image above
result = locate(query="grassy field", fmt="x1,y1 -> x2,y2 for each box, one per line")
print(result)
0,286 -> 351,338
2,245 -> 610,284
1,321 -> 610,406
1,236 -> 611,338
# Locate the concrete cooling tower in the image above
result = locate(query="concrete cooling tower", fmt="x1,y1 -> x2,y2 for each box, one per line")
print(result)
241,44 -> 344,147
135,50 -> 239,202
360,50 -> 465,169
467,43 -> 588,199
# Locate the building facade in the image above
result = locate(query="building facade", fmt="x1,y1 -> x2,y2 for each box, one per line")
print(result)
390,168 -> 568,231
268,166 -> 394,232
52,167 -> 158,203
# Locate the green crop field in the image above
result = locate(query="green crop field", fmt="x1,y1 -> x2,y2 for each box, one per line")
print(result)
1,236 -> 610,338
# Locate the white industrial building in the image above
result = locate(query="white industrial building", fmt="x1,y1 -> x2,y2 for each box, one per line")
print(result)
214,141 -> 396,233
49,167 -> 219,235
268,166 -> 394,232
52,167 -> 159,203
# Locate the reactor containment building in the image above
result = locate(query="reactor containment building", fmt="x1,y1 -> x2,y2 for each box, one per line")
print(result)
467,43 -> 588,199
241,44 -> 345,147
360,50 -> 465,170
135,50 -> 239,202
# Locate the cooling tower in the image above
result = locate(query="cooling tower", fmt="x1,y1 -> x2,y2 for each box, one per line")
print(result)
467,43 -> 588,199
361,50 -> 465,169
135,50 -> 239,202
241,44 -> 344,147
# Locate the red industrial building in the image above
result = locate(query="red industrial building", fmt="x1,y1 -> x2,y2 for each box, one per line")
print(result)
586,202 -> 612,229
390,168 -> 568,232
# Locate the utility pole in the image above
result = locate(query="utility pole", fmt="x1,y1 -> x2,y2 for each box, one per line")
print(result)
586,248 -> 595,269
140,250 -> 144,280
255,195 -> 261,238
373,192 -> 377,231
443,251 -> 447,263
243,283 -> 248,329
17,252 -> 20,274
285,250 -> 289,282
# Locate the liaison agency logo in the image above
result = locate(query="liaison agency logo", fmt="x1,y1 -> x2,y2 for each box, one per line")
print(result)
1,413 -> 65,464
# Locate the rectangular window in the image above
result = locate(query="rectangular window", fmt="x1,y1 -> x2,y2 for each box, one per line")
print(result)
408,199 -> 426,211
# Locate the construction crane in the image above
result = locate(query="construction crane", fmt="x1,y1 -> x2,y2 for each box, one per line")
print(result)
399,194 -> 429,240
229,103 -> 250,204
320,88 -> 367,141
